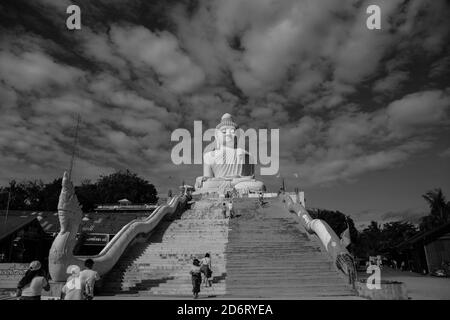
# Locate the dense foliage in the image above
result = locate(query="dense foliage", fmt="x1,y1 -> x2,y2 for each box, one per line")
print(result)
0,170 -> 158,213
419,188 -> 450,231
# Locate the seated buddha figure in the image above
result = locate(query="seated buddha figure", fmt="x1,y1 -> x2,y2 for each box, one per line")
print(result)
194,113 -> 265,194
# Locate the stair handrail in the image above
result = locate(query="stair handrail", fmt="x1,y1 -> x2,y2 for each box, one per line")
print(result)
83,196 -> 180,257
48,172 -> 188,281
280,193 -> 356,287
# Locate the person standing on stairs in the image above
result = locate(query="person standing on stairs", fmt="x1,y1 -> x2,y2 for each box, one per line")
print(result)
200,253 -> 213,287
190,259 -> 202,299
222,202 -> 227,219
228,200 -> 235,218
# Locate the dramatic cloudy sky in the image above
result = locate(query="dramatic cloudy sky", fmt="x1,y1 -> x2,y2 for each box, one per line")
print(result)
0,0 -> 449,227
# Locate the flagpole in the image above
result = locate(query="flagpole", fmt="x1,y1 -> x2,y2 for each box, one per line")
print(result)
3,190 -> 11,225
68,114 -> 81,181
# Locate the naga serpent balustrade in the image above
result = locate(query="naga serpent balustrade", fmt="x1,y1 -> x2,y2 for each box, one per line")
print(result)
48,172 -> 188,282
281,193 -> 357,287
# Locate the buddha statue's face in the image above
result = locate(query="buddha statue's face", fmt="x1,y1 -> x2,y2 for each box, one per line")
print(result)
216,125 -> 236,148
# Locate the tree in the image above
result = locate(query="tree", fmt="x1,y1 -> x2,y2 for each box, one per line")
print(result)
308,209 -> 359,246
353,220 -> 418,258
356,221 -> 382,257
0,180 -> 46,211
1,180 -> 26,210
420,188 -> 449,231
95,170 -> 158,205
75,179 -> 99,213
379,221 -> 418,251
39,178 -> 62,211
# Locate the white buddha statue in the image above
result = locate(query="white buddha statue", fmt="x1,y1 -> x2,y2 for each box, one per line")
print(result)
194,113 -> 265,194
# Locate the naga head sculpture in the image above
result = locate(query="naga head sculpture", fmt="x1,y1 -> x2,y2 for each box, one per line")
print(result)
57,171 -> 82,233
49,172 -> 83,282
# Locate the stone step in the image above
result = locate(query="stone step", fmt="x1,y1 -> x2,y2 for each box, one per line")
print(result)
116,259 -> 227,264
225,290 -> 354,297
115,273 -> 226,280
112,276 -> 226,283
225,277 -> 348,284
115,269 -> 226,275
143,290 -> 227,296
102,283 -> 226,290
117,282 -> 226,289
225,262 -> 332,266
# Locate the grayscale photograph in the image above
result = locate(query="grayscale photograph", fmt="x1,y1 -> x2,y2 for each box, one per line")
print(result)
0,0 -> 449,306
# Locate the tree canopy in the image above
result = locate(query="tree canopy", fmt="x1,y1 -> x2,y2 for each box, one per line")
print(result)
0,170 -> 158,213
354,221 -> 418,257
419,188 -> 450,231
309,209 -> 358,243
308,209 -> 419,258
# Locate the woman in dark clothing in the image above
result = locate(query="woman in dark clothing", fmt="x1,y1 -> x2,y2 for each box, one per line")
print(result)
16,261 -> 50,300
190,259 -> 202,299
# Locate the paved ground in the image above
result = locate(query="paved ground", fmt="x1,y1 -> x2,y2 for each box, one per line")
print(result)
8,266 -> 450,300
359,267 -> 450,300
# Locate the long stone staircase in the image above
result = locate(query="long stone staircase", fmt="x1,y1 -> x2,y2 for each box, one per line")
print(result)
100,199 -> 229,297
100,197 -> 357,299
225,198 -> 355,298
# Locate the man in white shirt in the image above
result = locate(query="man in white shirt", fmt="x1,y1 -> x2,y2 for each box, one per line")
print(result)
79,259 -> 100,300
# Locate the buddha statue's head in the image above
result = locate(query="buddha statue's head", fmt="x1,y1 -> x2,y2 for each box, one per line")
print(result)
215,113 -> 238,149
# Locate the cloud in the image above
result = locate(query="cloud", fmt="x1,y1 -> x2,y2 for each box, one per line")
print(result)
429,56 -> 450,79
386,89 -> 450,137
353,207 -> 426,229
0,51 -> 85,91
373,71 -> 409,95
276,87 -> 450,186
110,25 -> 206,94
294,140 -> 431,186
440,147 -> 450,158
381,208 -> 426,224
80,29 -> 129,77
